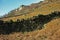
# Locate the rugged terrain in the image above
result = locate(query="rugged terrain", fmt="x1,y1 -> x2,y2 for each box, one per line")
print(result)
0,0 -> 60,40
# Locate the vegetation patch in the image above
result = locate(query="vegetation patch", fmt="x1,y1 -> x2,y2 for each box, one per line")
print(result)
0,11 -> 60,34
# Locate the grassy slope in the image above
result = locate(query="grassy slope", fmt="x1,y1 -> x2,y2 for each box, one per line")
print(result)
0,18 -> 60,40
1,2 -> 60,21
23,18 -> 60,40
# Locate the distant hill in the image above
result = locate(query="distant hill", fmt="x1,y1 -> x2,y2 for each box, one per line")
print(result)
0,0 -> 60,21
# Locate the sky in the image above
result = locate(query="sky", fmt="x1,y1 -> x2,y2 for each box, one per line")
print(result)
0,0 -> 43,16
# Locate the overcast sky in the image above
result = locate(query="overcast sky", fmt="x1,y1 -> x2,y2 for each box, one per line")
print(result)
0,0 -> 43,16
